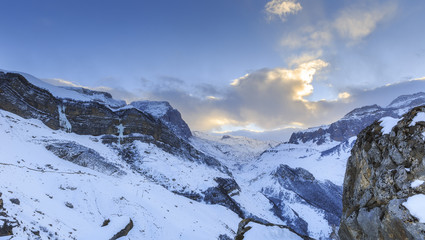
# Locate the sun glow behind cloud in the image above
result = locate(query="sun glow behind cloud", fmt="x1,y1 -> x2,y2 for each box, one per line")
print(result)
26,0 -> 425,134
338,92 -> 351,99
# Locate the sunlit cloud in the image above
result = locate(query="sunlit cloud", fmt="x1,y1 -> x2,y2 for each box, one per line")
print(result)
338,92 -> 351,99
233,59 -> 328,102
334,2 -> 397,42
265,0 -> 302,21
42,78 -> 82,88
413,76 -> 425,81
42,70 -> 425,133
206,96 -> 220,100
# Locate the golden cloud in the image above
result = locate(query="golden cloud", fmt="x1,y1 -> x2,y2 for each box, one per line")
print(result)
338,92 -> 351,99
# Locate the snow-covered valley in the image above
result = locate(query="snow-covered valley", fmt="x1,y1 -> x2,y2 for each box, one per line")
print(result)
2,70 -> 425,239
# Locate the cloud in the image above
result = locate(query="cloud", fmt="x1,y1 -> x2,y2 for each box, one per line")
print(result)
42,70 -> 425,133
141,59 -> 330,131
139,68 -> 425,133
281,1 -> 397,49
334,2 -> 397,42
338,92 -> 351,99
265,0 -> 302,21
413,76 -> 425,81
281,26 -> 333,49
41,78 -> 82,88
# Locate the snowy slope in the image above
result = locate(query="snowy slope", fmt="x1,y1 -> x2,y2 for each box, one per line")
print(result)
192,132 -> 344,239
190,131 -> 276,170
0,110 -> 241,239
0,69 -> 319,239
5,69 -> 424,239
0,109 -> 305,239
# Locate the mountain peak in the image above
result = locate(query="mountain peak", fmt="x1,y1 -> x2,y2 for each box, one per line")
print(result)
386,92 -> 425,109
289,92 -> 425,144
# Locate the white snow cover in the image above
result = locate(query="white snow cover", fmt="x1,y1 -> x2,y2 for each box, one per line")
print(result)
403,194 -> 425,223
0,110 -> 239,239
251,138 -> 353,186
130,101 -> 170,118
409,112 -> 425,126
387,93 -> 425,109
194,132 -> 350,238
243,222 -> 302,240
191,131 -> 276,169
411,180 -> 424,188
379,116 -> 401,134
298,125 -> 330,133
1,69 -> 125,108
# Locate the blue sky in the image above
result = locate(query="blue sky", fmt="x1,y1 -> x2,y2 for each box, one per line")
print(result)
1,0 -> 425,131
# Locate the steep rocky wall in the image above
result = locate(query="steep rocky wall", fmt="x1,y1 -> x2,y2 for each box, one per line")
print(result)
339,106 -> 425,239
0,72 -> 178,146
0,72 -> 230,175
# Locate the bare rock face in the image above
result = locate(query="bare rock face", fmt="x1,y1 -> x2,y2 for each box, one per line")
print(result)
45,140 -> 126,175
0,71 -> 230,175
0,72 -> 174,143
339,106 -> 425,239
110,219 -> 133,240
262,164 -> 342,237
130,101 -> 192,139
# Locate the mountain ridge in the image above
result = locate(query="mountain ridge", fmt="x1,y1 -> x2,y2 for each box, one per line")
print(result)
289,92 -> 425,145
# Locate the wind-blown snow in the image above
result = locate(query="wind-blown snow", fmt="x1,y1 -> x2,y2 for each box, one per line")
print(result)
403,194 -> 425,223
409,112 -> 425,127
379,116 -> 401,134
411,180 -> 424,188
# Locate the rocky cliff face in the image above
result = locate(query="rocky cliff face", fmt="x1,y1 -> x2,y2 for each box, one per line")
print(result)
130,100 -> 192,139
0,72 -> 224,171
339,106 -> 425,239
262,164 -> 342,237
0,72 -> 176,144
289,93 -> 425,144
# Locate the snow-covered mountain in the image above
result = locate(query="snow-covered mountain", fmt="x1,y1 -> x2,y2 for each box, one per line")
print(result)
289,92 -> 425,144
2,69 -> 425,239
0,70 -> 309,239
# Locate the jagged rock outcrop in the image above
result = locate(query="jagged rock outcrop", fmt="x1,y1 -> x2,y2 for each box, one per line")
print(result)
0,193 -> 17,237
131,101 -> 192,139
262,164 -> 342,237
203,177 -> 244,218
45,141 -> 126,175
339,106 -> 425,239
290,93 -> 425,144
274,165 -> 342,226
110,219 -> 133,240
234,218 -> 314,240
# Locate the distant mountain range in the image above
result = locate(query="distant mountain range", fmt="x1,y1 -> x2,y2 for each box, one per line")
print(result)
1,69 -> 425,239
